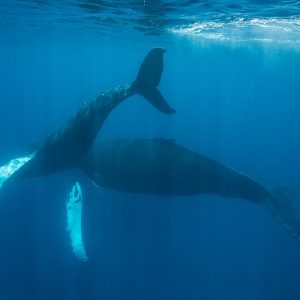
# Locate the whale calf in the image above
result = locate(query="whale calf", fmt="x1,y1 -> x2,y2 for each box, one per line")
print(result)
1,48 -> 174,187
78,138 -> 300,243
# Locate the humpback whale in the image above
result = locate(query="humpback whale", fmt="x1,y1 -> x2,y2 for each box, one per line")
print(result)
78,138 -> 300,243
0,48 -> 174,187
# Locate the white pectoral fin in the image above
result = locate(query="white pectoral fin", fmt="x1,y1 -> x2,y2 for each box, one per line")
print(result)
0,154 -> 34,190
66,182 -> 88,262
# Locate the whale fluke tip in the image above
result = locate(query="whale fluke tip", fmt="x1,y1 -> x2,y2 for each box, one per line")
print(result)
132,48 -> 175,115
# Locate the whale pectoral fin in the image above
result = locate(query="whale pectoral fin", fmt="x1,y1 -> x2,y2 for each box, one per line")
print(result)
66,182 -> 88,262
90,172 -> 105,191
140,88 -> 176,115
132,48 -> 176,115
0,154 -> 35,190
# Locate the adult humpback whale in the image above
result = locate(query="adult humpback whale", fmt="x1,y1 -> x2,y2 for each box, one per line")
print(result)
0,48 -> 175,187
78,138 -> 300,243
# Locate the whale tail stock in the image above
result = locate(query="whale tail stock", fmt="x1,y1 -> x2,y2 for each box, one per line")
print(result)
264,188 -> 300,243
131,48 -> 176,115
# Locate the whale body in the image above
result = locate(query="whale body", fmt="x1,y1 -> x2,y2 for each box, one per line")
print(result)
79,138 -> 300,243
2,48 -> 174,186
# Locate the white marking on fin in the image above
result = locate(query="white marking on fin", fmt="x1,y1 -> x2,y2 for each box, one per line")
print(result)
0,154 -> 34,190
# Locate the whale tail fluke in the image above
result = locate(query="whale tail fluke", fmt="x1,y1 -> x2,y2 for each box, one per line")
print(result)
264,188 -> 300,243
131,48 -> 176,115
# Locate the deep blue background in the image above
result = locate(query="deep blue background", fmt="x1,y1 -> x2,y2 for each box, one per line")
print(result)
0,32 -> 300,299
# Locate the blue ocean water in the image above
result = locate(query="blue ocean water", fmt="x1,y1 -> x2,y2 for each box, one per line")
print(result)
0,1 -> 300,300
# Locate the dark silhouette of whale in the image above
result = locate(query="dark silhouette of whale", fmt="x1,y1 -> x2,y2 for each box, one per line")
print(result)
3,48 -> 174,184
78,138 -> 300,243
